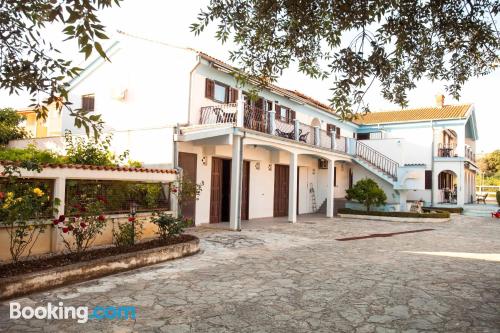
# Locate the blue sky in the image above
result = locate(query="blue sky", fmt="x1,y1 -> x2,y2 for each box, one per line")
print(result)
1,0 -> 498,153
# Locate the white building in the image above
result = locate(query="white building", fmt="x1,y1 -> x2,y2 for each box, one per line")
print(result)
16,33 -> 479,229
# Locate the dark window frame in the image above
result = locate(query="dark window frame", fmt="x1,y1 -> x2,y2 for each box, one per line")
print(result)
82,94 -> 95,112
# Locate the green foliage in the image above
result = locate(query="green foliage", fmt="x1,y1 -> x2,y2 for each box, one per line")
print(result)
64,130 -> 129,166
497,191 -> 500,206
150,212 -> 185,241
0,180 -> 59,262
0,1 -> 121,137
192,1 -> 500,119
56,196 -> 107,253
345,178 -> 387,211
338,208 -> 450,219
127,160 -> 143,168
0,145 -> 65,164
113,216 -> 144,247
170,177 -> 203,213
0,108 -> 28,145
422,207 -> 463,214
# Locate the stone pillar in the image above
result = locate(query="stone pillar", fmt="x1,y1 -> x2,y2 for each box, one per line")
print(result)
314,126 -> 320,146
51,177 -> 66,252
326,159 -> 335,217
294,119 -> 300,141
229,134 -> 243,230
288,152 -> 298,223
268,110 -> 276,135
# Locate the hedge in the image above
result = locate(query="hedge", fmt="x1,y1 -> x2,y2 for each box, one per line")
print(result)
338,208 -> 450,219
423,207 -> 463,214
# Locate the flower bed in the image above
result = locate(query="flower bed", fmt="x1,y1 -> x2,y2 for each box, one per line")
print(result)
0,235 -> 199,300
338,208 -> 451,223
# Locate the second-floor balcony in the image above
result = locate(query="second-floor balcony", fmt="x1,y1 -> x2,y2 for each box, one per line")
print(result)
436,143 -> 476,162
199,103 -> 350,154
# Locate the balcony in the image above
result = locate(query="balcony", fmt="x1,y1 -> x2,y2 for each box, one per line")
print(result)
437,143 -> 456,157
199,103 -> 350,154
465,146 -> 476,162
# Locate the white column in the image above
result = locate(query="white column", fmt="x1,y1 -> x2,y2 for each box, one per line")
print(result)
230,134 -> 242,230
294,119 -> 300,140
330,130 -> 335,150
314,126 -> 320,146
268,110 -> 276,135
398,190 -> 408,211
236,97 -> 244,127
288,152 -> 298,223
326,159 -> 335,217
51,177 -> 66,252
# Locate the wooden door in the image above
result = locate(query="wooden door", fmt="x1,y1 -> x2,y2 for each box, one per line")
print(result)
241,161 -> 250,220
274,164 -> 289,217
178,152 -> 197,222
210,157 -> 223,223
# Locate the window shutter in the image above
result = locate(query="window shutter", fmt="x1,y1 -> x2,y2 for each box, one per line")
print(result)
336,127 -> 341,138
255,98 -> 264,110
425,170 -> 432,190
290,110 -> 296,123
229,88 -> 239,103
326,124 -> 335,136
205,79 -> 214,99
275,104 -> 281,119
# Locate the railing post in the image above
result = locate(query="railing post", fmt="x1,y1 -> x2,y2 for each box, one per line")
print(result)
294,119 -> 300,141
314,126 -> 320,146
236,99 -> 244,127
268,110 -> 276,135
330,131 -> 336,150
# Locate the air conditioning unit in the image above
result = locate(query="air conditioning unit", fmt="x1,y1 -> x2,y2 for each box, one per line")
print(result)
318,158 -> 328,169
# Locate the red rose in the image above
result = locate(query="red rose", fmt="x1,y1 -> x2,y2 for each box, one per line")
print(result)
58,215 -> 65,222
171,188 -> 178,193
128,217 -> 135,222
0,192 -> 4,200
80,207 -> 87,212
98,215 -> 105,221
80,222 -> 87,228
62,227 -> 69,233
53,219 -> 59,225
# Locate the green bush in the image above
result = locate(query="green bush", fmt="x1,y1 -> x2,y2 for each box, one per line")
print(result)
338,208 -> 450,219
345,178 -> 387,211
113,217 -> 143,247
150,212 -> 186,241
0,108 -> 28,145
496,191 -> 500,207
63,130 -> 129,166
0,145 -> 65,164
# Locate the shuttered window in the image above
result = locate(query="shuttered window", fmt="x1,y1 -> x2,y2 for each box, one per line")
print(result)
228,88 -> 238,103
326,124 -> 335,136
336,127 -> 341,138
205,79 -> 214,99
82,94 -> 95,112
425,170 -> 432,189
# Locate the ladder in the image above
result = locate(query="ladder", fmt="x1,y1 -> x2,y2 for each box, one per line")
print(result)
309,183 -> 317,212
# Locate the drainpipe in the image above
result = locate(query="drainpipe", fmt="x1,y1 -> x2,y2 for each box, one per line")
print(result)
430,120 -> 435,206
236,131 -> 246,230
173,125 -> 182,218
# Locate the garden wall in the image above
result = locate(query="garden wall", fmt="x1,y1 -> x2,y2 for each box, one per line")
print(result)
0,212 -> 174,261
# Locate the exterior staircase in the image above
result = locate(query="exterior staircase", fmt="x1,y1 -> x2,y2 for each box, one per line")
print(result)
463,204 -> 499,217
352,140 -> 399,185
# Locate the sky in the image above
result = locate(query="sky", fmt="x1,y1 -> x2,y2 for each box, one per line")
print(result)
1,0 -> 499,153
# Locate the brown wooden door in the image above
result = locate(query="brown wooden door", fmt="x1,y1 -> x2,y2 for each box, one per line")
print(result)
274,164 -> 289,217
241,161 -> 250,220
210,157 -> 223,223
178,152 -> 197,222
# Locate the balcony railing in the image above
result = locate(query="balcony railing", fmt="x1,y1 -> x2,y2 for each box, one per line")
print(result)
356,140 -> 398,180
437,143 -> 456,157
199,103 -> 350,154
465,146 -> 476,162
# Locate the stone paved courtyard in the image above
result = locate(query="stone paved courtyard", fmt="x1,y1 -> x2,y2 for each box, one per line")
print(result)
1,215 -> 499,332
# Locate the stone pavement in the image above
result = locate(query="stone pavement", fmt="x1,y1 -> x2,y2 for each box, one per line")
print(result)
1,215 -> 499,332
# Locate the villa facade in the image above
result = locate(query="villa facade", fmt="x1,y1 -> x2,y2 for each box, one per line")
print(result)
15,33 -> 479,230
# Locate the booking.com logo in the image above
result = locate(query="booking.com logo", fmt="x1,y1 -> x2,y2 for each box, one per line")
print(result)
10,302 -> 136,323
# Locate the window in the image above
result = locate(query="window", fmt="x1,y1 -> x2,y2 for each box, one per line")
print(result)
327,124 -> 341,138
81,94 -> 95,111
205,79 -> 238,103
357,133 -> 370,140
275,104 -> 295,123
425,170 -> 432,189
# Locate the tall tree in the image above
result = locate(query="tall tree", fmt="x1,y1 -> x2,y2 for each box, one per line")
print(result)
192,1 -> 500,119
479,150 -> 500,177
0,0 -> 122,137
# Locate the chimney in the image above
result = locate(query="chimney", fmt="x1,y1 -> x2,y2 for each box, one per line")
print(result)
435,94 -> 445,108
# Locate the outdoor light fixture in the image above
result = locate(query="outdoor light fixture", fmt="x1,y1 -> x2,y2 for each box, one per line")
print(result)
129,201 -> 138,245
202,156 -> 207,166
268,164 -> 272,171
255,162 -> 261,170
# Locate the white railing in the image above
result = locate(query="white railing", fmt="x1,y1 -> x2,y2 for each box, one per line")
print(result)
200,103 -> 238,125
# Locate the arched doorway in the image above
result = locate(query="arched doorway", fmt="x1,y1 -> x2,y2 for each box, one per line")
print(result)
437,170 -> 458,204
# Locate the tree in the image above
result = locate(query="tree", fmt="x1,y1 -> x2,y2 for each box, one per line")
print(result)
192,1 -> 500,119
478,150 -> 500,177
0,108 -> 28,145
345,178 -> 387,211
0,0 -> 122,137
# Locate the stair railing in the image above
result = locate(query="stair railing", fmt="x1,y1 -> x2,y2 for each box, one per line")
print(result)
355,140 -> 399,180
